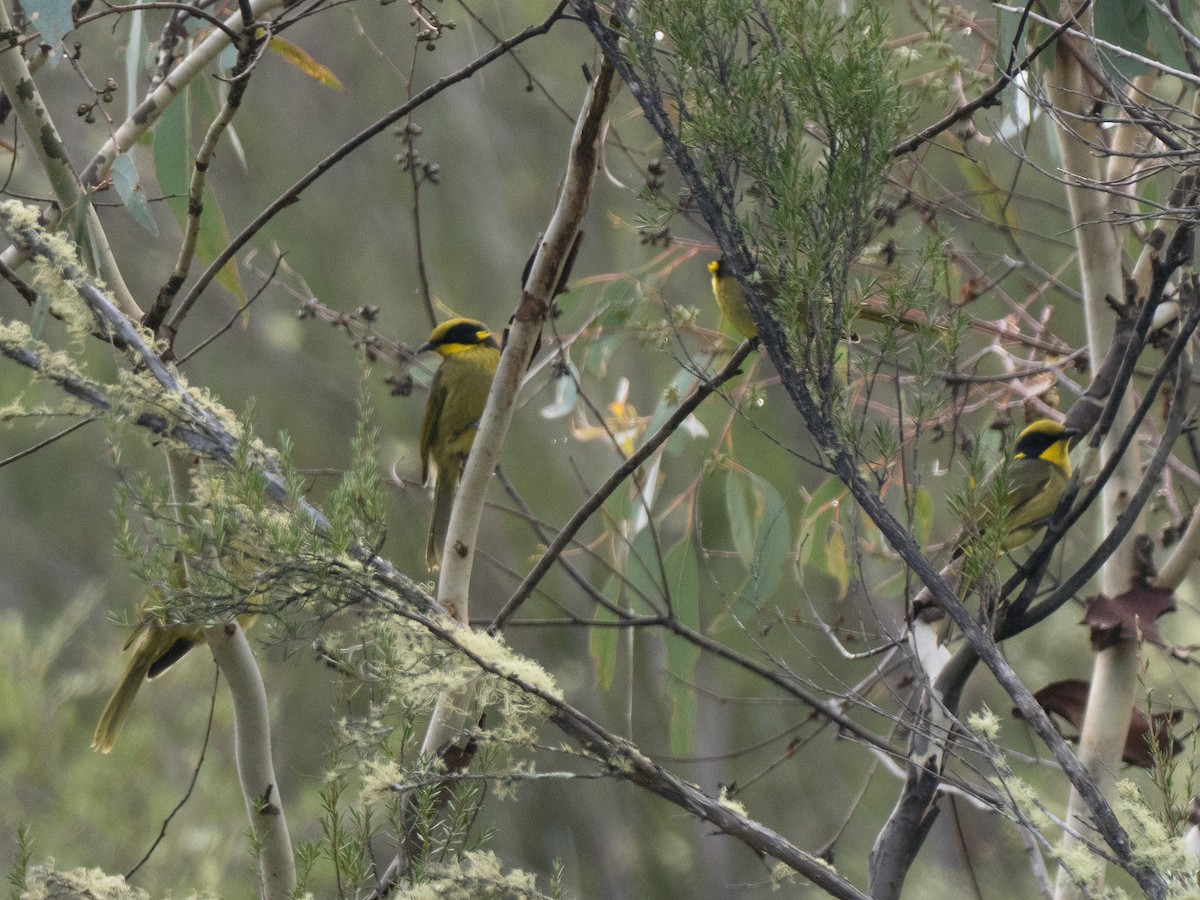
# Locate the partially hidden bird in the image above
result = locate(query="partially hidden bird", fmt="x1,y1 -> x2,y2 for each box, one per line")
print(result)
92,561 -> 262,753
709,256 -> 761,340
708,254 -> 919,340
954,418 -> 1079,556
419,317 -> 501,570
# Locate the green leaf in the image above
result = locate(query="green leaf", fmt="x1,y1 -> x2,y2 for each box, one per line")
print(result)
152,87 -> 247,304
824,529 -> 849,600
602,484 -> 632,531
123,2 -> 148,121
992,5 -> 1021,75
624,528 -> 663,615
912,486 -> 933,551
955,159 -> 1018,233
645,367 -> 698,437
665,539 -> 700,756
1094,0 -> 1149,79
153,86 -> 190,210
990,9 -> 1039,142
1146,8 -> 1190,73
24,0 -> 72,65
798,476 -> 850,593
725,468 -> 756,567
28,289 -> 50,343
197,184 -> 247,304
111,153 -> 160,237
592,528 -> 662,689
589,580 -> 621,690
725,468 -> 790,607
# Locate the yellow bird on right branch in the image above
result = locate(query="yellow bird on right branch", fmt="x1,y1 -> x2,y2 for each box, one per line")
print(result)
953,418 -> 1079,557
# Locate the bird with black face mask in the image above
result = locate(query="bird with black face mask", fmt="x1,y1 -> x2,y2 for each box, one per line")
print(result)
418,317 -> 501,570
953,418 -> 1079,557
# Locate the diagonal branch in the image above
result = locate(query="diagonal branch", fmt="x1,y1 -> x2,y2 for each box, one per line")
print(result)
569,3 -> 1166,896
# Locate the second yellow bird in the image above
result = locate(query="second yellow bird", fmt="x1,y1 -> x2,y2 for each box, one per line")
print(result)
708,254 -> 919,339
419,317 -> 501,569
92,563 -> 262,753
709,256 -> 760,340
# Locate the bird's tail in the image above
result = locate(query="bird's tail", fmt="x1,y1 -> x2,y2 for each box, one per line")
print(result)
427,474 -> 457,570
91,651 -> 156,753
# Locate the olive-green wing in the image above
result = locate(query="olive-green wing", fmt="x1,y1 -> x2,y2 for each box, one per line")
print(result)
419,366 -> 449,485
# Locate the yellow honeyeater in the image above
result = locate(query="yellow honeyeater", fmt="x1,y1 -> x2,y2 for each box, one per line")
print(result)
419,317 -> 501,570
91,572 -> 261,753
709,256 -> 760,340
709,255 -> 918,339
956,418 -> 1078,555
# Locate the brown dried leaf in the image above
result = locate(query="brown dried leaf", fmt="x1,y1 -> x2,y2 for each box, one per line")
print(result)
1019,679 -> 1185,767
1082,583 -> 1175,651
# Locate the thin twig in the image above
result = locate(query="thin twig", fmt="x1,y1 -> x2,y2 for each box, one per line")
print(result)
168,1 -> 571,331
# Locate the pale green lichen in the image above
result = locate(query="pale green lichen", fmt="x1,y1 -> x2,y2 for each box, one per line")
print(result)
769,861 -> 797,889
0,321 -> 95,398
452,625 -> 562,701
717,784 -> 748,818
21,864 -> 150,899
0,319 -> 32,346
1057,843 -> 1106,895
394,851 -> 546,900
986,774 -> 1053,833
1114,779 -> 1197,893
966,706 -> 1001,740
0,396 -> 26,420
0,200 -> 98,343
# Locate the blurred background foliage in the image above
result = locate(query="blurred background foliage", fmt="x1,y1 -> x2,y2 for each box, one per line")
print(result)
0,0 -> 1192,897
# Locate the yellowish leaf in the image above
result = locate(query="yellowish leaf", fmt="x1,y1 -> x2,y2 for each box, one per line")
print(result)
268,37 -> 344,91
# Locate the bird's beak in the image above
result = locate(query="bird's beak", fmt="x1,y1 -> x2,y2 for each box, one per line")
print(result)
417,341 -> 434,354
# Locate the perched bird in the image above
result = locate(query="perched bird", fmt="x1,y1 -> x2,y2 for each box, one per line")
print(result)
708,254 -> 919,340
709,256 -> 760,340
955,418 -> 1079,556
92,569 -> 261,753
419,317 -> 501,569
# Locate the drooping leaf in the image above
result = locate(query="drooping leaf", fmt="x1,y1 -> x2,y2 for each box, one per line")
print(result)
28,289 -> 51,342
624,527 -> 663,615
1093,0 -> 1149,80
665,538 -> 700,756
797,476 -> 850,593
725,468 -> 790,607
111,153 -> 160,237
912,486 -> 933,552
823,528 -> 849,600
152,88 -> 246,303
540,361 -> 579,419
268,37 -> 345,91
725,468 -> 756,568
153,86 -> 190,212
1146,7 -> 1190,74
589,579 -> 621,690
197,186 -> 246,304
645,366 -> 708,450
955,158 -> 1019,233
123,2 -> 148,120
